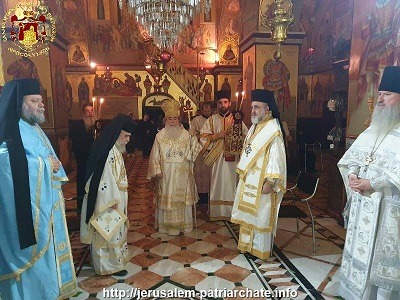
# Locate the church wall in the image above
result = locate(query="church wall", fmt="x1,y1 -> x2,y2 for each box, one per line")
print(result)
347,0 -> 400,138
255,44 -> 298,128
239,0 -> 258,39
49,44 -> 69,132
66,69 -> 202,121
2,51 -> 53,125
242,45 -> 256,125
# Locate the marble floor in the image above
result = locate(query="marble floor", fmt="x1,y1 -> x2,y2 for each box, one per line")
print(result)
63,154 -> 345,300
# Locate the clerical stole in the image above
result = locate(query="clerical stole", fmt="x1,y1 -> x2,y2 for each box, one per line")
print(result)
147,128 -> 201,235
337,126 -> 400,299
200,114 -> 248,221
80,145 -> 129,275
231,119 -> 286,259
236,119 -> 284,214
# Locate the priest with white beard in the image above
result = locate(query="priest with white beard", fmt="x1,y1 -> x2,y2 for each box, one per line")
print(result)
147,99 -> 201,235
80,114 -> 135,276
231,89 -> 286,260
338,66 -> 400,300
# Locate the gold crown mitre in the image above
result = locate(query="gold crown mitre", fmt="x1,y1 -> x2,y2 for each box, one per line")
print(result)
161,99 -> 180,117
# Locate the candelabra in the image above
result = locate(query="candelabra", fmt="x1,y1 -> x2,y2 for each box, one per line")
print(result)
144,50 -> 173,93
261,0 -> 294,58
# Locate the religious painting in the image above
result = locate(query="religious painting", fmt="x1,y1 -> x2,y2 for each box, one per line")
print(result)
68,42 -> 89,65
201,24 -> 217,52
347,0 -> 400,136
352,0 -> 400,105
242,47 -> 256,125
99,97 -> 137,120
200,75 -> 214,102
65,20 -> 84,41
297,73 -> 334,118
144,93 -> 175,108
298,0 -> 353,73
93,70 -> 142,97
256,45 -> 298,125
219,39 -> 239,65
49,44 -> 69,129
64,0 -> 78,12
53,63 -> 68,109
88,17 -> 155,66
240,0 -> 258,38
6,57 -> 39,79
174,23 -> 217,67
218,0 -> 242,66
216,74 -> 242,109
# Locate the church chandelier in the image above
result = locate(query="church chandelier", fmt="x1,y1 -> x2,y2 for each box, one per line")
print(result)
261,0 -> 294,59
122,0 -> 211,51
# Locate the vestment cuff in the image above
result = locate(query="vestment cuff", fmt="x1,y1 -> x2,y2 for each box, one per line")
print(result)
370,174 -> 391,191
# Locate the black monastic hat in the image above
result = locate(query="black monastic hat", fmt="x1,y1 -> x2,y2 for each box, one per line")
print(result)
378,66 -> 400,94
216,89 -> 231,101
250,89 -> 275,104
250,89 -> 281,119
250,89 -> 286,141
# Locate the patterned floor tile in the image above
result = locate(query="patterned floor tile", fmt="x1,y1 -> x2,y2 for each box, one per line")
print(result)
66,155 -> 344,299
130,252 -> 162,267
168,235 -> 197,247
125,270 -> 164,289
148,259 -> 184,276
214,264 -> 251,282
191,256 -> 225,273
170,267 -> 208,286
169,249 -> 202,264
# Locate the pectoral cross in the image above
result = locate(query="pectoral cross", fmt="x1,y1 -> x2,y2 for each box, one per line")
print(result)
364,156 -> 373,171
245,143 -> 252,157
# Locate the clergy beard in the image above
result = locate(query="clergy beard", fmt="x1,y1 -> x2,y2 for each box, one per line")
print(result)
115,141 -> 126,153
164,124 -> 183,140
21,105 -> 45,124
83,116 -> 96,130
251,111 -> 268,125
370,104 -> 400,136
251,114 -> 266,124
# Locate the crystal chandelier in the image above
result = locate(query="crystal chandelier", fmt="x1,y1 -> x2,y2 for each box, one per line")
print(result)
122,0 -> 211,50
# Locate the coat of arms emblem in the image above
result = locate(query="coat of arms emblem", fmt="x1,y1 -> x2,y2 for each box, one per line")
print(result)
1,3 -> 56,57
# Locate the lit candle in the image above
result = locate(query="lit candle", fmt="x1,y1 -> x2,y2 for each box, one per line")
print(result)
99,98 -> 104,119
239,92 -> 245,110
92,97 -> 96,116
235,92 -> 239,110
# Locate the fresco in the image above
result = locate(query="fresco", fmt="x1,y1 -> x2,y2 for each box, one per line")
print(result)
218,0 -> 242,66
347,0 -> 400,136
299,0 -> 353,73
298,73 -> 335,118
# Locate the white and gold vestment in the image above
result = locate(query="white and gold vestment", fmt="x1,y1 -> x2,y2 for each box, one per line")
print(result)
231,117 -> 286,259
147,126 -> 201,235
80,145 -> 129,275
200,113 -> 248,221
